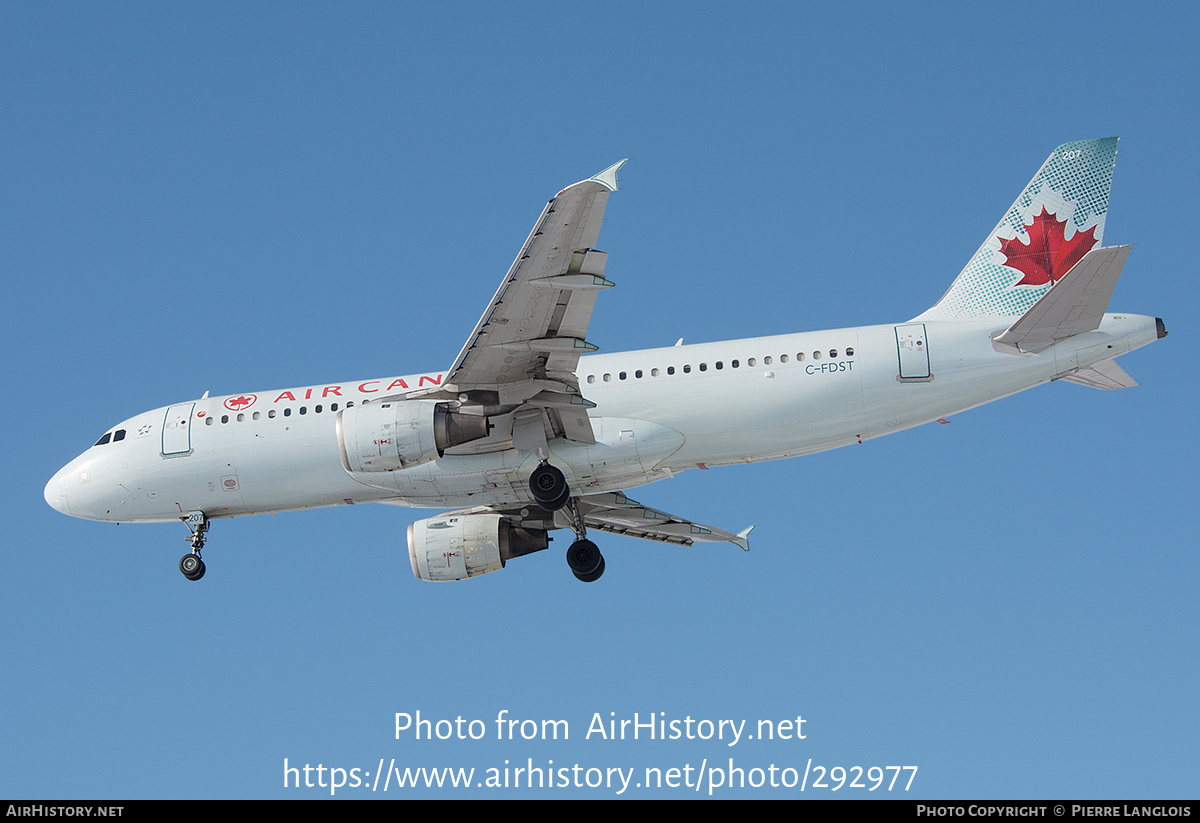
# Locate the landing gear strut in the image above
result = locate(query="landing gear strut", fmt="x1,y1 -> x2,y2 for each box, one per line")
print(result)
563,495 -> 605,583
528,462 -> 605,582
179,510 -> 208,581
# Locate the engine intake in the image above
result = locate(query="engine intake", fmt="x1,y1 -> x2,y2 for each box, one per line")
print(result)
408,513 -> 549,582
337,400 -> 490,473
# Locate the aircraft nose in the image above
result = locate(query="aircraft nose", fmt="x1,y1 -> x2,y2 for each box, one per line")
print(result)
44,466 -> 72,516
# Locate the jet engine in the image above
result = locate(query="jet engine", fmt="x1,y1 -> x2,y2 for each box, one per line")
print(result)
337,400 -> 490,473
407,512 -> 549,582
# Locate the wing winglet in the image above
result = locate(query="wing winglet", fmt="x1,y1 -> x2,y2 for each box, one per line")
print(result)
732,525 -> 755,552
588,159 -> 627,192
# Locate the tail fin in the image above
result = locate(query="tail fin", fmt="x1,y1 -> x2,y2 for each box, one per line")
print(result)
915,138 -> 1119,321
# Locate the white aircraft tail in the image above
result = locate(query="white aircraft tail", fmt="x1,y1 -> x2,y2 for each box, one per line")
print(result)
916,138 -> 1119,321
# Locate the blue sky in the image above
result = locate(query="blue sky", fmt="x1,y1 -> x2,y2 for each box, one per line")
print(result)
3,2 -> 1196,798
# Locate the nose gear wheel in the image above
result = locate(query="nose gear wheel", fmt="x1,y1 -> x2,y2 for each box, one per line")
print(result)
179,553 -> 206,581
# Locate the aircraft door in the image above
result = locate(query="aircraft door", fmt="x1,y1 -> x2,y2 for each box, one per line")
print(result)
895,323 -> 932,381
162,403 -> 195,456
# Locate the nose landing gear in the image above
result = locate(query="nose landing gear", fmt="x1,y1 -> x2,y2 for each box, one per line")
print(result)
179,511 -> 208,581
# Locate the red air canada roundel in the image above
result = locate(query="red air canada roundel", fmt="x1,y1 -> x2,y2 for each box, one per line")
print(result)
224,394 -> 257,411
999,207 -> 1098,287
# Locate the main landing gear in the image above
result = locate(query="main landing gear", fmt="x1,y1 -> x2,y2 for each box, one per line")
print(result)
179,511 -> 208,581
527,463 -> 605,583
528,463 -> 571,511
565,534 -> 604,582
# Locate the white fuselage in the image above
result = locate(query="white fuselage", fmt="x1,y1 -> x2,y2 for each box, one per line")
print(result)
44,313 -> 1160,525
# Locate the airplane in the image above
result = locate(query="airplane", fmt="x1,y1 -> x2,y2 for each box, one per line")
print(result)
44,138 -> 1166,583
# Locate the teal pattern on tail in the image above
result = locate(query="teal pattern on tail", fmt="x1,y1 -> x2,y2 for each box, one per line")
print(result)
916,138 -> 1119,321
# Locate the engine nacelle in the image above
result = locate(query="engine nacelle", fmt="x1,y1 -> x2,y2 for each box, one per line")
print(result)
407,513 -> 549,582
337,400 -> 490,473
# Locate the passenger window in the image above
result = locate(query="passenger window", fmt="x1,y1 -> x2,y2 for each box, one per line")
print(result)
268,410 -> 276,419
603,374 -> 611,382
651,368 -> 659,377
252,412 -> 261,420
830,349 -> 838,358
813,351 -> 821,360
587,375 -> 595,384
798,352 -> 805,361
284,408 -> 292,417
635,370 -> 643,378
237,413 -> 245,422
315,405 -> 323,413
205,417 -> 214,426
683,365 -> 691,373
300,407 -> 307,415
764,356 -> 773,365
780,355 -> 788,363
667,366 -> 675,375
619,372 -> 627,380
846,347 -> 855,356
699,363 -> 707,371
221,415 -> 229,424
748,358 -> 756,367
732,360 -> 739,368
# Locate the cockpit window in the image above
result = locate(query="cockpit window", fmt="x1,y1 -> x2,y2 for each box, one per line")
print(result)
93,429 -> 128,447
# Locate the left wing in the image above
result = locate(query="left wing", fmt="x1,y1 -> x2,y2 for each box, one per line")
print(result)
428,160 -> 627,445
443,492 -> 754,552
568,491 -> 754,551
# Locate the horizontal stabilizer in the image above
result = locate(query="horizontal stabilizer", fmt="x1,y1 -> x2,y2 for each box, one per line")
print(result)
992,245 -> 1130,354
1060,359 -> 1137,390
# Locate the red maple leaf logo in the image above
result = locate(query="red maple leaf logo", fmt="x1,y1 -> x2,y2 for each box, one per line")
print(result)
224,394 -> 256,411
998,207 -> 1098,287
